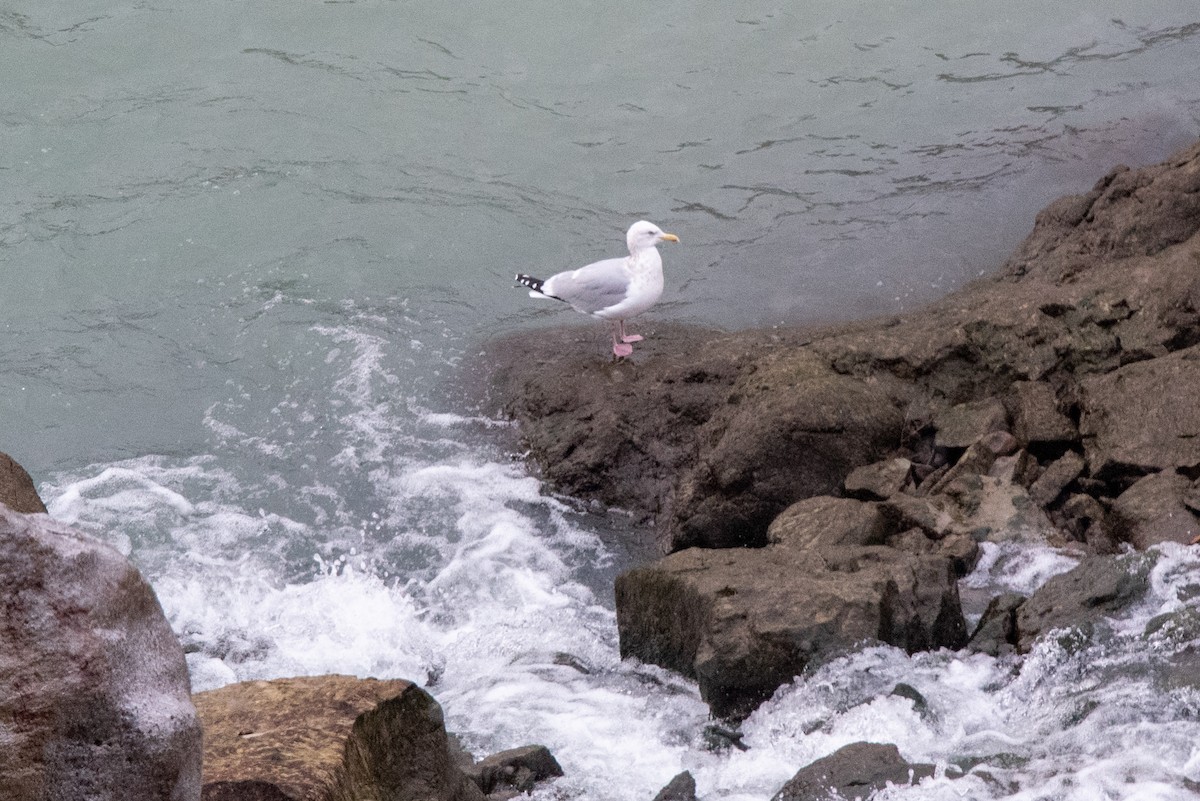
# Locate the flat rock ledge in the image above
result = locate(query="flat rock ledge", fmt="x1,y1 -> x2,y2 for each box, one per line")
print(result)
487,141 -> 1200,717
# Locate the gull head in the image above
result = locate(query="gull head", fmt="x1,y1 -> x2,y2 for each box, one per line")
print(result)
627,220 -> 680,254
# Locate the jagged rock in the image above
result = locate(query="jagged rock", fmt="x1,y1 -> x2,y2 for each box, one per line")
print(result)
766,496 -> 890,550
771,742 -> 936,801
1110,471 -> 1200,549
938,473 -> 1059,544
923,431 -> 1019,496
196,676 -> 483,801
1028,451 -> 1086,507
967,593 -> 1026,656
933,398 -> 1009,449
888,528 -> 980,577
1079,345 -> 1200,478
465,745 -> 563,797
0,506 -> 202,801
651,771 -> 697,801
0,451 -> 46,514
1008,381 -> 1077,448
987,449 -> 1040,488
843,458 -> 913,500
1015,554 -> 1154,652
886,473 -> 1057,546
615,545 -> 966,719
666,351 -> 903,551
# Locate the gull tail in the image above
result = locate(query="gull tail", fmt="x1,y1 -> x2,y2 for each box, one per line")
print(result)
515,273 -> 561,301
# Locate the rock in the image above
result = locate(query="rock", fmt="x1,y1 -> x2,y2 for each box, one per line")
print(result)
666,351 -> 903,550
0,450 -> 46,514
1008,381 -> 1077,448
938,473 -> 1059,544
652,771 -> 697,801
196,676 -> 483,801
967,593 -> 1026,656
615,545 -> 966,719
766,496 -> 891,550
888,528 -> 980,577
880,493 -> 961,540
923,431 -> 1019,496
843,458 -> 913,500
1004,145 -> 1200,270
987,449 -> 1040,487
202,782 -> 296,801
0,506 -> 202,801
1079,345 -> 1200,478
1110,471 -> 1200,549
933,398 -> 1009,449
465,745 -> 563,797
771,741 -> 936,801
1028,450 -> 1086,507
1016,554 -> 1154,652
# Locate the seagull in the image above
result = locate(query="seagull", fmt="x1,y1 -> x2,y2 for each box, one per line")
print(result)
515,221 -> 680,358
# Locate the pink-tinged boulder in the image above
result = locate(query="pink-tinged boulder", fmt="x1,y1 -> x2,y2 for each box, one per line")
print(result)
0,505 -> 201,801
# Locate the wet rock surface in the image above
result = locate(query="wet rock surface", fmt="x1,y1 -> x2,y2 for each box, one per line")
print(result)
615,544 -> 966,719
771,741 -> 937,801
487,142 -> 1200,720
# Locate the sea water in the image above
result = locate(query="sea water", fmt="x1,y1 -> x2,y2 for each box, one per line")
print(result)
5,1 -> 1200,798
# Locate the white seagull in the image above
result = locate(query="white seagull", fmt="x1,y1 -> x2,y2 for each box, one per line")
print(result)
515,220 -> 680,358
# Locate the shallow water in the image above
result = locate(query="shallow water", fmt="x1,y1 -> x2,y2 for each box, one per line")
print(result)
6,1 -> 1200,798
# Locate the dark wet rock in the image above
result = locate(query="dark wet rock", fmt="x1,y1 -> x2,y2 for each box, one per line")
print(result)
922,431 -> 1019,497
843,457 -> 913,501
967,593 -> 1026,657
887,528 -> 980,578
465,745 -> 563,798
1028,451 -> 1086,507
766,496 -> 890,550
202,782 -> 296,801
1008,381 -> 1078,449
933,398 -> 1009,450
1015,554 -> 1155,653
0,506 -> 202,801
771,741 -> 937,801
652,771 -> 697,801
197,676 -> 484,801
1079,345 -> 1200,478
889,683 -> 930,717
0,450 -> 46,514
1110,471 -> 1200,549
666,351 -> 903,551
615,545 -> 966,719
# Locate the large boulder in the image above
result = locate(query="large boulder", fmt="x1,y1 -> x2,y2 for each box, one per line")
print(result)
771,741 -> 936,801
666,351 -> 903,551
0,450 -> 47,514
615,544 -> 966,719
196,676 -> 484,801
1109,471 -> 1200,549
1015,554 -> 1154,653
0,505 -> 202,801
1079,345 -> 1200,478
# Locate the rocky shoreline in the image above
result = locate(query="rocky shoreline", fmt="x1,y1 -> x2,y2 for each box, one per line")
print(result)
488,140 -> 1200,753
2,141 -> 1199,800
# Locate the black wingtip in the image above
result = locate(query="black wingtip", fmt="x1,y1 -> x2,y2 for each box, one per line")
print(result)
515,273 -> 545,293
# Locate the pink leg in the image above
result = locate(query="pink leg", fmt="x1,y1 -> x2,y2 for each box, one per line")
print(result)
610,323 -> 633,358
618,320 -> 643,344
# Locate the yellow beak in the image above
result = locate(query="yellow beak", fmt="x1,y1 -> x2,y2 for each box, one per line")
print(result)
660,233 -> 680,243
